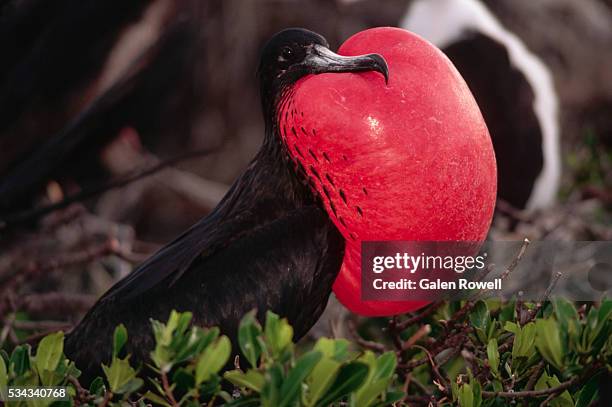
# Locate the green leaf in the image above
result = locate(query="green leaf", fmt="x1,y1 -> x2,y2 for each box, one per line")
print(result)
34,332 -> 64,385
315,362 -> 369,407
457,383 -> 474,407
176,311 -> 193,335
535,372 -> 573,407
238,311 -> 265,368
159,311 -> 180,345
10,345 -> 32,376
279,351 -> 322,407
88,376 -> 106,396
112,324 -> 128,358
472,380 -> 482,407
553,299 -> 579,331
64,360 -> 80,379
470,301 -> 489,331
0,356 -> 7,401
102,357 -> 139,393
261,363 -> 283,407
225,369 -> 265,392
535,319 -> 564,370
116,377 -> 143,394
175,326 -> 219,363
353,352 -> 397,407
224,395 -> 262,407
553,298 -> 580,353
504,321 -> 519,335
150,311 -> 196,372
586,302 -> 612,351
172,368 -> 195,391
195,335 -> 231,384
313,338 -> 349,361
383,390 -> 405,405
144,390 -> 172,407
598,300 -> 612,323
499,300 -> 515,323
373,352 -> 396,382
264,311 -> 293,359
35,332 -> 64,372
575,373 -> 600,407
470,301 -> 490,343
304,357 -> 341,406
486,338 -> 499,377
512,322 -> 536,359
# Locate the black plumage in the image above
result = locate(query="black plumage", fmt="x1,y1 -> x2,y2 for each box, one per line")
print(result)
64,28 -> 388,382
443,34 -> 544,209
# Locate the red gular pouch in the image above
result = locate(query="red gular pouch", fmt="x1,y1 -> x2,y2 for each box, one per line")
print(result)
278,27 -> 497,316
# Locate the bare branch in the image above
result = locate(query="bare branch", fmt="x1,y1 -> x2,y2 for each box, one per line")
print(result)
0,148 -> 218,229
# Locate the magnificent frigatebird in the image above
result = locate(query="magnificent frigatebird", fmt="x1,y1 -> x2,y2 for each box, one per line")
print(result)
64,28 -> 388,381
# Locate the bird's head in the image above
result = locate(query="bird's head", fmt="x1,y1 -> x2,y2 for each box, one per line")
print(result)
258,28 -> 388,120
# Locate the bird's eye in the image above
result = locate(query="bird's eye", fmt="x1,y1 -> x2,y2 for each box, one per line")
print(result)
281,46 -> 294,59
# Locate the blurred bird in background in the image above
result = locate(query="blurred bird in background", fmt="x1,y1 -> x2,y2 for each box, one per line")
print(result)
401,0 -> 561,210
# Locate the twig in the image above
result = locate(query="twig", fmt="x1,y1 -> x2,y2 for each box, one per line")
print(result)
398,355 -> 428,371
402,324 -> 431,351
403,394 -> 431,404
161,371 -> 178,406
0,148 -> 218,229
539,392 -> 558,407
474,263 -> 496,282
482,370 -> 585,399
19,328 -> 74,345
396,302 -> 442,330
411,345 -> 449,394
0,313 -> 16,346
525,272 -> 563,323
404,373 -> 431,396
13,320 -> 72,331
0,240 -> 114,285
67,375 -> 93,404
348,320 -> 386,352
156,165 -> 228,210
496,200 -> 532,223
461,349 -> 482,379
498,338 -> 514,355
0,237 -> 142,286
523,361 -> 546,407
483,384 -> 571,399
474,238 -> 530,301
388,316 -> 404,352
500,238 -> 530,280
448,301 -> 476,326
436,345 -> 462,368
19,292 -> 96,316
99,390 -> 112,407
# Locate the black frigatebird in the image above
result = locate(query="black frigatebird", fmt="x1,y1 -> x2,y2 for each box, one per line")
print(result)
65,28 -> 388,381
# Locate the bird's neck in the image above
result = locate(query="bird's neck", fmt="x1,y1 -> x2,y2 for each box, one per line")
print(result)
212,117 -> 318,227
204,84 -> 328,232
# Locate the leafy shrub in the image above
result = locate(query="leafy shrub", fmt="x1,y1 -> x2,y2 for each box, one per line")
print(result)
0,310 -> 399,406
0,299 -> 610,406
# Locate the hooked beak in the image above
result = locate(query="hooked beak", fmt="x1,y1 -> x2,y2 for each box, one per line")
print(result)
304,44 -> 389,84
